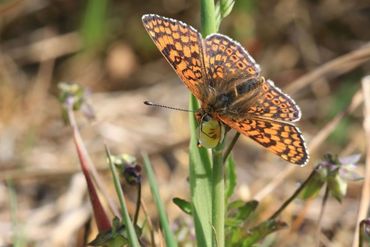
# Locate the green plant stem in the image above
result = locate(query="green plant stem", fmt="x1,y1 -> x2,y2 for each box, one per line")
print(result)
316,184 -> 330,247
106,147 -> 140,247
359,220 -> 366,247
133,183 -> 141,226
201,0 -> 223,246
269,168 -> 317,220
212,142 -> 225,246
7,179 -> 26,247
188,95 -> 213,246
223,132 -> 240,163
201,0 -> 217,36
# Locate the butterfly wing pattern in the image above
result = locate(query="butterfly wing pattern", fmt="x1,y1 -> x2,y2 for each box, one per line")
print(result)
247,79 -> 301,122
220,117 -> 308,165
203,33 -> 261,88
142,14 -> 206,101
142,14 -> 309,165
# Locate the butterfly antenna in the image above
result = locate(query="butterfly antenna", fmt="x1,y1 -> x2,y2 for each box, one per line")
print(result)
144,101 -> 195,112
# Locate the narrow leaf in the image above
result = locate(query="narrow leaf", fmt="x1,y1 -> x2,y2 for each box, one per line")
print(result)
142,153 -> 178,247
227,200 -> 258,225
214,1 -> 222,30
242,219 -> 287,246
173,198 -> 192,215
106,148 -> 140,247
225,155 -> 237,202
80,0 -> 108,52
220,0 -> 235,19
236,200 -> 258,221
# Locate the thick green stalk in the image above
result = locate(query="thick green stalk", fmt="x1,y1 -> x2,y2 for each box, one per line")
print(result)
212,142 -> 225,247
201,1 -> 225,246
190,0 -> 216,116
189,95 -> 212,246
201,0 -> 217,35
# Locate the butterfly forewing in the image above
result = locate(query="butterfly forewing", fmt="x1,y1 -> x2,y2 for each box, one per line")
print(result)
203,34 -> 261,90
142,14 -> 206,100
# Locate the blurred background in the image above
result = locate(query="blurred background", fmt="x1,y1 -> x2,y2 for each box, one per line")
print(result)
0,0 -> 369,246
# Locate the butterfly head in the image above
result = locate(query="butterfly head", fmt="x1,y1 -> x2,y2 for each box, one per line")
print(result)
195,111 -> 225,148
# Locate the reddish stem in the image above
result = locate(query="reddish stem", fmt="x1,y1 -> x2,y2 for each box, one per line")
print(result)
73,128 -> 111,232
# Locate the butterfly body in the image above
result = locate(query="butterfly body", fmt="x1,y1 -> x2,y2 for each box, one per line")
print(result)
200,76 -> 264,118
142,14 -> 309,165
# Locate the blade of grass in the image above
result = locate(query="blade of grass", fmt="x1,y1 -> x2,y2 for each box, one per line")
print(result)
80,0 -> 109,52
7,179 -> 27,247
142,153 -> 178,247
106,147 -> 140,247
225,154 -> 237,202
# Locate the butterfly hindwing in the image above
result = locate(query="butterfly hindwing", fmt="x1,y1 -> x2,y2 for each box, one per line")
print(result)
142,14 -> 205,100
247,79 -> 301,122
220,116 -> 308,165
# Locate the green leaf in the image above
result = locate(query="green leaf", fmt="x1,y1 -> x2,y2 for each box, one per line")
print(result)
225,218 -> 243,227
173,198 -> 192,215
142,154 -> 178,247
230,227 -> 243,245
235,200 -> 258,221
242,219 -> 288,246
227,200 -> 258,225
220,0 -> 235,19
89,218 -> 143,247
214,1 -> 222,30
214,0 -> 235,31
89,231 -> 127,247
188,95 -> 213,247
225,155 -> 237,202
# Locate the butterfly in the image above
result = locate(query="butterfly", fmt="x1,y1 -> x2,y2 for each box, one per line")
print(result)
142,14 -> 309,165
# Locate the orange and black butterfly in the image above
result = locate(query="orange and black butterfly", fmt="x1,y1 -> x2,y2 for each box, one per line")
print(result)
142,14 -> 309,165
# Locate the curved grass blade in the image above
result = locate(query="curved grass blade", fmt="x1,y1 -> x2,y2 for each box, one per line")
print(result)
142,153 -> 178,247
106,147 -> 140,247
